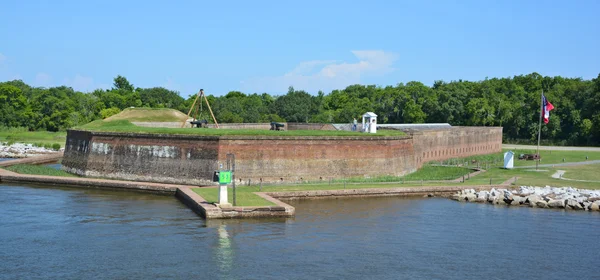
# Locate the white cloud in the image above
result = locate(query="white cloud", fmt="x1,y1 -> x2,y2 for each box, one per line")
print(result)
241,50 -> 398,94
34,72 -> 53,87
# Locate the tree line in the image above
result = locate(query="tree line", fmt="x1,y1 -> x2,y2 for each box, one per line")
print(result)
1,73 -> 599,146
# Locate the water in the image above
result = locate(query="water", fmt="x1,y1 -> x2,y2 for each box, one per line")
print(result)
1,184 -> 599,279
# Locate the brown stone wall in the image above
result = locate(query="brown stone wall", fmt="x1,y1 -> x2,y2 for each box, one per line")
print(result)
62,130 -> 220,185
412,127 -> 503,167
218,136 -> 416,183
62,126 -> 502,185
62,130 -> 417,184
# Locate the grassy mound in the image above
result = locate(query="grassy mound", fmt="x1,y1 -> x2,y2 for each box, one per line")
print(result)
105,108 -> 189,122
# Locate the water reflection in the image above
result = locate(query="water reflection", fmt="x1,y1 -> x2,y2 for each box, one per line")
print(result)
216,225 -> 233,277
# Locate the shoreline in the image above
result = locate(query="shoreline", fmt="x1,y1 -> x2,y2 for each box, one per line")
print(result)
1,156 -> 515,219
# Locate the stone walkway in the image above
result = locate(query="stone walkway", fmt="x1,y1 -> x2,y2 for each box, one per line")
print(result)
0,153 -> 64,167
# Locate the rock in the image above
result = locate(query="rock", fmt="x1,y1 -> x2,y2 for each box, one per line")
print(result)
494,196 -> 506,205
526,195 -> 543,207
566,199 -> 584,210
547,199 -> 565,208
450,194 -> 461,201
590,201 -> 600,211
464,193 -> 477,202
476,191 -> 489,203
503,190 -> 513,200
582,201 -> 591,211
536,200 -> 548,208
589,197 -> 600,202
511,196 -> 525,205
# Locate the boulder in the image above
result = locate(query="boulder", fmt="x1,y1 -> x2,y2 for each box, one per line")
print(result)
450,194 -> 461,201
476,191 -> 489,203
535,200 -> 548,208
526,195 -> 543,207
590,201 -> 600,211
582,201 -> 591,211
588,197 -> 600,202
566,199 -> 584,210
547,199 -> 565,208
464,193 -> 477,202
494,196 -> 506,205
511,196 -> 526,205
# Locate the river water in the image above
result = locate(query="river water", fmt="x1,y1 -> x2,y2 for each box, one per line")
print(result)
1,184 -> 599,279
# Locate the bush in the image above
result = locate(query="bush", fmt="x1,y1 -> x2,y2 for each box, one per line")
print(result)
52,143 -> 61,151
44,143 -> 52,150
100,107 -> 121,119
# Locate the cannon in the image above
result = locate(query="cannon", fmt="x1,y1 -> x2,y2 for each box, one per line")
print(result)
270,122 -> 285,131
190,119 -> 208,128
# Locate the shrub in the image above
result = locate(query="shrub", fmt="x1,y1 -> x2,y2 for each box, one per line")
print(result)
52,143 -> 61,151
44,143 -> 52,149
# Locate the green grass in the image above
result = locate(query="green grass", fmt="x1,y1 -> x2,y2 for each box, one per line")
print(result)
193,187 -> 277,206
5,164 -> 78,177
0,128 -> 66,147
77,120 -> 407,137
557,163 -> 600,182
403,166 -> 473,181
511,149 -> 600,166
433,149 -> 600,168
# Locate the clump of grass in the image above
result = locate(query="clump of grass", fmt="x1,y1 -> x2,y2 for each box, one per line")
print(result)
51,143 -> 61,151
5,164 -> 78,177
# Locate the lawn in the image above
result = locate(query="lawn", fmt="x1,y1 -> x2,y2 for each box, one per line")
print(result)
0,128 -> 66,147
77,120 -> 407,137
193,187 -> 277,206
511,149 -> 600,166
557,163 -> 600,182
4,164 -> 77,177
435,149 -> 600,168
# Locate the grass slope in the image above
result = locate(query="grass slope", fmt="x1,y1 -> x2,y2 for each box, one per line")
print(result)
5,164 -> 77,177
105,108 -> 189,122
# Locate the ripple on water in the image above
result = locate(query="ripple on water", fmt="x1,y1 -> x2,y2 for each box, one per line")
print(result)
1,185 -> 599,279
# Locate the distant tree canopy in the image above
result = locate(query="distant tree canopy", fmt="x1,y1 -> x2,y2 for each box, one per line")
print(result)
1,73 -> 599,146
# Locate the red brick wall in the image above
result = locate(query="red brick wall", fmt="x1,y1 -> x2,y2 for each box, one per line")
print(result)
412,127 -> 503,167
218,136 -> 415,183
62,126 -> 503,185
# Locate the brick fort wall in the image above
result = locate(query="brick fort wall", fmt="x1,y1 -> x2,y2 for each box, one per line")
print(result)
62,127 -> 502,185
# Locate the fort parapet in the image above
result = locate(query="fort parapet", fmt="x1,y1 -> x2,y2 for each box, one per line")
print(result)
62,127 -> 502,185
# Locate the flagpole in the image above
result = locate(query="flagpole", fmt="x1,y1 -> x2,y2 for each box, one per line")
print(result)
536,89 -> 543,170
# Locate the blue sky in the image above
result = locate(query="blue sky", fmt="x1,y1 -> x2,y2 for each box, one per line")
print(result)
0,0 -> 598,97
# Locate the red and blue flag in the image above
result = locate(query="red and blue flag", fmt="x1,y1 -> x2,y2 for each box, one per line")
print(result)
542,94 -> 554,124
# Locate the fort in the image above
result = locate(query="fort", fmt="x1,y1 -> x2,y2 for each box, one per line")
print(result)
61,124 -> 502,185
